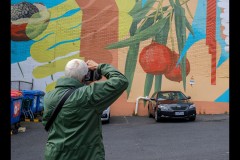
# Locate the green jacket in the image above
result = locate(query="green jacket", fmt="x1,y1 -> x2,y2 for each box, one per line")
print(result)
42,63 -> 128,160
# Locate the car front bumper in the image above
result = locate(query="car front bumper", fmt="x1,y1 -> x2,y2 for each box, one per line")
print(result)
157,109 -> 196,119
101,113 -> 109,121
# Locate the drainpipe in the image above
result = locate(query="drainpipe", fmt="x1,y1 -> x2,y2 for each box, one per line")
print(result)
135,96 -> 150,115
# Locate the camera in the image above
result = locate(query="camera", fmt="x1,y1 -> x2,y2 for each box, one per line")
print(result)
84,70 -> 102,82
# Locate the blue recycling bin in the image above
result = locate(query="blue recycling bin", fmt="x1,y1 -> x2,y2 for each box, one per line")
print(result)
21,90 -> 38,115
11,91 -> 23,125
35,90 -> 45,114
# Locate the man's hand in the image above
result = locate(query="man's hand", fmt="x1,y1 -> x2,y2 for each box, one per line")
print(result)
86,60 -> 98,71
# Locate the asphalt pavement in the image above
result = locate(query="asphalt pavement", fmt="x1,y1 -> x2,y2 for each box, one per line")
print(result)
11,114 -> 229,160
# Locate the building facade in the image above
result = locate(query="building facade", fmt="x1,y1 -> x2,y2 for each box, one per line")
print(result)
11,0 -> 229,116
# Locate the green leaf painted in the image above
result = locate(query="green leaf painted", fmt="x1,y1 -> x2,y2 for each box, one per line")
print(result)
138,6 -> 169,33
125,43 -> 140,98
174,5 -> 185,52
153,16 -> 170,93
155,16 -> 170,44
169,0 -> 175,7
144,74 -> 154,106
174,0 -> 187,91
125,8 -> 140,98
128,0 -> 143,16
175,0 -> 181,6
106,16 -> 169,49
137,11 -> 156,32
154,75 -> 162,92
180,16 -> 187,90
129,0 -> 156,22
185,16 -> 194,36
181,55 -> 187,91
130,21 -> 139,36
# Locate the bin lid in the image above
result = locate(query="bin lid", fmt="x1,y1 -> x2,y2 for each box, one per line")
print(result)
21,89 -> 45,95
21,89 -> 37,95
34,90 -> 45,95
11,89 -> 23,98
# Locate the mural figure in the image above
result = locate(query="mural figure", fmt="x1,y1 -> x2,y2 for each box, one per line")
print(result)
75,0 -> 119,64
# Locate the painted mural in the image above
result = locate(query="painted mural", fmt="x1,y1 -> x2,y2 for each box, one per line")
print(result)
11,0 -> 229,115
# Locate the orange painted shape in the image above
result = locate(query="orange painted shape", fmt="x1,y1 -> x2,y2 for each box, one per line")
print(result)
206,0 -> 216,45
75,0 -> 119,66
206,0 -> 217,85
211,44 -> 217,85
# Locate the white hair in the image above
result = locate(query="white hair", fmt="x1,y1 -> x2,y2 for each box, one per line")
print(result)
65,59 -> 88,81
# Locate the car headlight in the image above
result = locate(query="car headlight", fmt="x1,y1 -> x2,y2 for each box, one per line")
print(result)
189,104 -> 196,109
158,105 -> 171,111
102,110 -> 107,114
102,110 -> 109,114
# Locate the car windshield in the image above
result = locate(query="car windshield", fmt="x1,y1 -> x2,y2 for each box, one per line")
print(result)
157,92 -> 187,100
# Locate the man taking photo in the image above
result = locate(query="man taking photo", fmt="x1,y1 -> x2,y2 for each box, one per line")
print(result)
42,59 -> 129,160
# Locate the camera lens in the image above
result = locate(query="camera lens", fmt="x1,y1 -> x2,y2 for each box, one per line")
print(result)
84,70 -> 102,82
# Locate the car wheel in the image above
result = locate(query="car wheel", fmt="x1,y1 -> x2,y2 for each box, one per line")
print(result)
148,107 -> 152,118
189,116 -> 196,121
154,110 -> 160,122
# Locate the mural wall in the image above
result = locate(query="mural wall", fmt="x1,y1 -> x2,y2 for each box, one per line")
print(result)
11,0 -> 229,115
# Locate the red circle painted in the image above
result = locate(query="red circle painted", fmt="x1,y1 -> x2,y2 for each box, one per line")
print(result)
139,41 -> 173,75
164,52 -> 190,82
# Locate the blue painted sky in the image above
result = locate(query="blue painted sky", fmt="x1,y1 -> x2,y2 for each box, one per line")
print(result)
11,0 -> 65,8
215,89 -> 229,102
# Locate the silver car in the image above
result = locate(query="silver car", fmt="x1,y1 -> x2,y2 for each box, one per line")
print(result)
101,106 -> 111,123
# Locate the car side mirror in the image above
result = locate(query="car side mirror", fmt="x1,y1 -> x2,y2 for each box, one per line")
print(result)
187,96 -> 191,99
